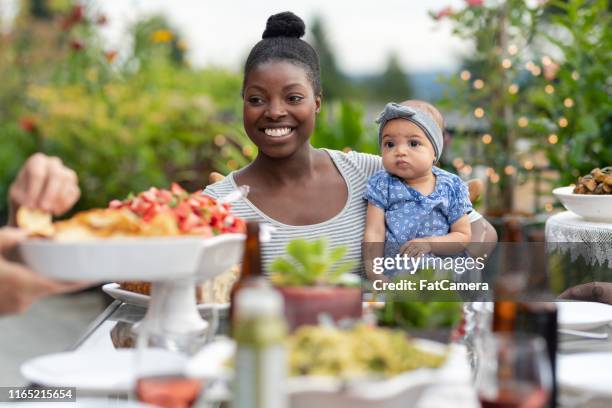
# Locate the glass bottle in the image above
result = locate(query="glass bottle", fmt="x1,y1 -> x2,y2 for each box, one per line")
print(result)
232,286 -> 288,408
229,221 -> 266,323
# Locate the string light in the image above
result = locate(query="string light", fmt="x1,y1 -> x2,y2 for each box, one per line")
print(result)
545,203 -> 553,212
490,174 -> 500,183
531,66 -> 541,76
504,165 -> 516,175
453,158 -> 464,169
501,58 -> 512,69
486,167 -> 496,177
460,70 -> 471,80
242,145 -> 254,157
473,79 -> 485,89
541,56 -> 553,66
571,71 -> 580,80
545,85 -> 555,94
474,107 -> 485,118
508,44 -> 518,55
214,134 -> 226,146
518,117 -> 529,127
523,160 -> 534,170
461,165 -> 473,175
482,134 -> 493,144
548,134 -> 558,144
563,98 -> 574,108
525,61 -> 535,70
227,160 -> 238,170
508,84 -> 519,94
558,117 -> 568,127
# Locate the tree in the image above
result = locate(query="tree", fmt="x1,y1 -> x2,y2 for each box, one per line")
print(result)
371,53 -> 413,102
527,0 -> 611,185
309,16 -> 349,100
433,0 -> 542,215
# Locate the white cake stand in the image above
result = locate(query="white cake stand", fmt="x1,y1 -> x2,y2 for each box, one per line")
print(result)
138,233 -> 244,338
20,233 -> 245,339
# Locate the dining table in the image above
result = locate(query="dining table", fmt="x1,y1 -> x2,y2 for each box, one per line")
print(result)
57,295 -> 612,408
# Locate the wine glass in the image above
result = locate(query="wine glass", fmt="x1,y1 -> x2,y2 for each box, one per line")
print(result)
133,277 -> 211,408
475,332 -> 552,408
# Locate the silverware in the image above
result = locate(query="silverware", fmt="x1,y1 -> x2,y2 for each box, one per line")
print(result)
559,328 -> 609,340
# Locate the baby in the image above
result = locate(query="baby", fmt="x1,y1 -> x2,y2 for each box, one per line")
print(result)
363,100 -> 472,278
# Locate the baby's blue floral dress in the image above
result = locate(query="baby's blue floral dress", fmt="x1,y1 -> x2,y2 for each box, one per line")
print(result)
364,166 -> 472,266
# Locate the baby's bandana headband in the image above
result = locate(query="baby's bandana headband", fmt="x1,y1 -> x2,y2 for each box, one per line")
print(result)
376,102 -> 444,161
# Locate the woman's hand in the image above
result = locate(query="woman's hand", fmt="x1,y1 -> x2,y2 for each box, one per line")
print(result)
0,228 -> 88,315
8,153 -> 80,225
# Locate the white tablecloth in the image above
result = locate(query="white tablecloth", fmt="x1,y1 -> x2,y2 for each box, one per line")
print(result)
545,211 -> 612,267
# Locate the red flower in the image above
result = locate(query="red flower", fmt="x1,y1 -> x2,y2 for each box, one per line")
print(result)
61,5 -> 85,30
465,0 -> 484,6
434,6 -> 454,20
19,117 -> 37,133
70,39 -> 84,51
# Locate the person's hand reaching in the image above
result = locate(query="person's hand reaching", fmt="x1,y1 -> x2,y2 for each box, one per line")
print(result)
8,153 -> 80,225
0,228 -> 88,315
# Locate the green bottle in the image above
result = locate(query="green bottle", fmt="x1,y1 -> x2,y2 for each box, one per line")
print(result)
232,286 -> 287,408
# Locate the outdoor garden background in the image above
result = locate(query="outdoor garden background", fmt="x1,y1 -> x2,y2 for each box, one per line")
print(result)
0,0 -> 610,235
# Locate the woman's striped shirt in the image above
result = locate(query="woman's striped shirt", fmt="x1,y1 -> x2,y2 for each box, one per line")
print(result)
203,149 -> 382,276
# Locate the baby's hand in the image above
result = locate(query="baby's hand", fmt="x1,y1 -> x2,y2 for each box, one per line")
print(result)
400,238 -> 432,258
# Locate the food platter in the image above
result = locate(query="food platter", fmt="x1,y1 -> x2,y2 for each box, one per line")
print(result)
19,233 -> 244,282
187,336 -> 468,408
553,186 -> 612,222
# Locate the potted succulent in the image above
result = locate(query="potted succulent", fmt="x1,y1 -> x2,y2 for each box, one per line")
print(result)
270,238 -> 361,330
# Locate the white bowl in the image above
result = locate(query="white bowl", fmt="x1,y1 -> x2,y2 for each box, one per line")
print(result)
19,233 -> 244,281
552,186 -> 612,222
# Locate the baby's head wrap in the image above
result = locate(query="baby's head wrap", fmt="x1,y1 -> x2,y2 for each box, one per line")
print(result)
376,102 -> 444,161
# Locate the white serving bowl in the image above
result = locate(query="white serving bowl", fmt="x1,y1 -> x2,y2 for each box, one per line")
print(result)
187,338 -> 466,408
552,186 -> 612,222
19,233 -> 244,281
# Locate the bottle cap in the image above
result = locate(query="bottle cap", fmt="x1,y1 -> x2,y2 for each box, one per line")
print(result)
235,286 -> 284,320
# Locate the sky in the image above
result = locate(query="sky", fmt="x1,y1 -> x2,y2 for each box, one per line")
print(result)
90,0 -> 471,75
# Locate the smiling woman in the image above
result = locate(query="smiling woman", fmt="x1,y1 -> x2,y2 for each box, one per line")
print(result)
203,11 -> 497,277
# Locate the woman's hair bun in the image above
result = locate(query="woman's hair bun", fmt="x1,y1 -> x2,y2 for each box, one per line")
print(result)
262,11 -> 305,39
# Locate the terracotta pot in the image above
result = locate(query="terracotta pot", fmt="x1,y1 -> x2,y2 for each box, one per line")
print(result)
277,286 -> 362,331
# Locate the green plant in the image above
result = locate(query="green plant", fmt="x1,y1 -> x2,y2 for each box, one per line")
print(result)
376,301 -> 462,330
0,5 -> 247,216
270,238 -> 357,286
527,0 -> 611,185
433,0 -> 543,213
311,101 -> 378,154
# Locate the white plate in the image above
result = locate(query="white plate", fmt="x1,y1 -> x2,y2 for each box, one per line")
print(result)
21,349 -> 187,392
557,301 -> 612,330
553,186 -> 612,222
102,283 -> 229,311
558,353 -> 612,396
19,233 -> 244,281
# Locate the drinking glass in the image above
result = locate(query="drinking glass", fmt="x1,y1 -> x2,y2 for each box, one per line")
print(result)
133,277 -> 212,408
475,332 -> 552,408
